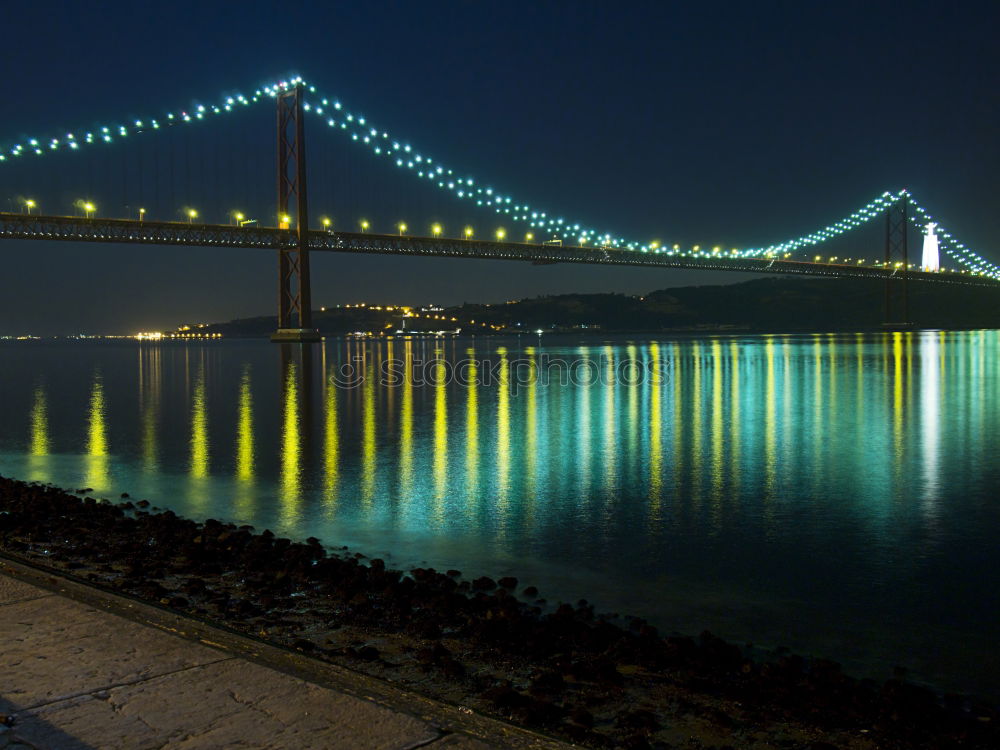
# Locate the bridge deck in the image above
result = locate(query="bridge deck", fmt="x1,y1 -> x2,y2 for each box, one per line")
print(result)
1,212 -> 996,287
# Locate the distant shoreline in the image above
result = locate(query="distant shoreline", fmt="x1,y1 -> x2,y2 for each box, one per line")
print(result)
4,326 -> 1000,342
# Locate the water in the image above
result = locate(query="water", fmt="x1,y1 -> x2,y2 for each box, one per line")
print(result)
1,332 -> 998,699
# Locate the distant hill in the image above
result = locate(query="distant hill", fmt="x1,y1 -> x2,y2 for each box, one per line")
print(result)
198,276 -> 1000,337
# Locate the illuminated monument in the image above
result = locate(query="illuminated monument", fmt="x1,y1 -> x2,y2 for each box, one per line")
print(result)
922,222 -> 940,271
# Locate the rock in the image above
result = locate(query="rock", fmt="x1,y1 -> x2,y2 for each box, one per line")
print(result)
482,683 -> 530,710
530,670 -> 566,694
615,708 -> 660,732
498,576 -> 518,590
441,658 -> 466,678
418,622 -> 442,640
472,576 -> 497,591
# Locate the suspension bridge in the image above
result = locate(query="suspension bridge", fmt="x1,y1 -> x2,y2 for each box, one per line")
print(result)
2,77 -> 997,341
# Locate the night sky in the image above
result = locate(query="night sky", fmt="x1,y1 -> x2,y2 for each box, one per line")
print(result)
1,0 -> 997,336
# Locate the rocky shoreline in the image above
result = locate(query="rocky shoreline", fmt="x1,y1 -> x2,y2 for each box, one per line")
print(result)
1,475 -> 996,749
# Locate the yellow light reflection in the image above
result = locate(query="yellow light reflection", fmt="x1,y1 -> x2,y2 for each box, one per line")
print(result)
496,348 -> 511,510
280,360 -> 301,520
399,341 -> 414,493
323,356 -> 339,509
433,352 -> 449,516
362,357 -> 377,506
710,340 -> 724,518
648,344 -> 663,520
30,385 -> 49,456
893,332 -> 904,460
626,344 -> 639,478
465,349 -> 479,497
85,372 -> 109,491
690,342 -> 703,504
671,343 -> 683,508
236,366 -> 254,481
190,362 -> 209,479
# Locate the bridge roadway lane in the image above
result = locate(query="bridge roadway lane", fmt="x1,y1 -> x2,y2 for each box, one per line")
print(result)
2,212 -> 996,287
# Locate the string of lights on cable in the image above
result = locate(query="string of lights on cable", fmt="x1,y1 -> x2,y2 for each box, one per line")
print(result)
2,76 -> 996,279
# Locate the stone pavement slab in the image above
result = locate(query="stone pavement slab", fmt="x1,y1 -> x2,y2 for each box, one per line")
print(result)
0,562 -> 572,749
12,659 -> 438,750
1,595 -> 228,709
0,575 -> 50,605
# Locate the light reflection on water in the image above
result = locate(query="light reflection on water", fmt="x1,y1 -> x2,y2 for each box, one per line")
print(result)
1,331 -> 999,698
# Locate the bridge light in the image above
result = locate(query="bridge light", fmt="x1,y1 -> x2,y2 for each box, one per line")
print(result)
279,214 -> 291,228
138,207 -> 145,223
496,228 -> 506,241
464,226 -> 474,239
23,199 -> 36,214
525,232 -> 534,242
188,209 -> 199,223
321,216 -> 332,229
232,211 -> 245,226
81,201 -> 96,218
432,223 -> 442,237
398,222 -> 407,235
360,219 -> 369,232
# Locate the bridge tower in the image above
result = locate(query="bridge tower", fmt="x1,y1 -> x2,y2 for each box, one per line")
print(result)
271,84 -> 321,343
883,192 -> 911,328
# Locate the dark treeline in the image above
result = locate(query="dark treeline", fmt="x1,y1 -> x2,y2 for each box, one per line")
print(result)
198,276 -> 1000,337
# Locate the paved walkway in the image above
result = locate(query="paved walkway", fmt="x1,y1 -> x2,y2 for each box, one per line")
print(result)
0,560 -> 570,750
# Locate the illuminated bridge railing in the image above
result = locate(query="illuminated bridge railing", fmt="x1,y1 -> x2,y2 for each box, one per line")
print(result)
2,212 -> 997,287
